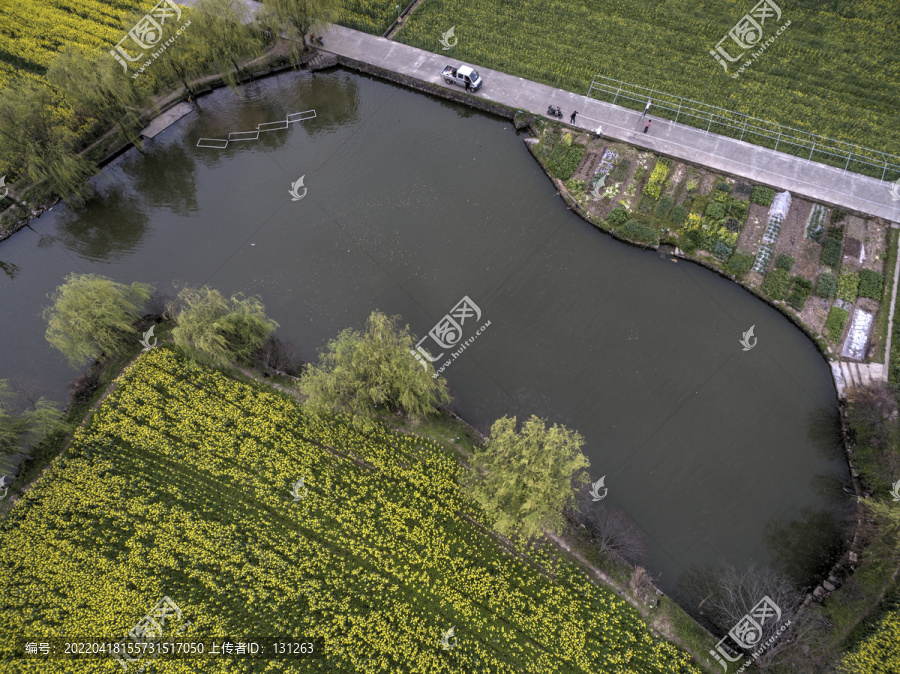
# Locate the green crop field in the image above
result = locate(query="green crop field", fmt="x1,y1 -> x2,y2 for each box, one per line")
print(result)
394,0 -> 900,169
0,347 -> 700,673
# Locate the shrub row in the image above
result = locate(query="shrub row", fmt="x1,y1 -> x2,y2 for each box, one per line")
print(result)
775,254 -> 794,272
549,144 -> 586,180
825,307 -> 849,342
751,186 -> 775,206
762,269 -> 791,300
616,220 -> 658,245
859,269 -> 884,300
787,277 -> 813,310
726,252 -> 753,277
816,272 -> 837,298
822,237 -> 843,268
837,272 -> 859,302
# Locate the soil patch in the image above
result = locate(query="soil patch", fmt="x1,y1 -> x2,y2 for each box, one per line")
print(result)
770,198 -> 812,276
664,163 -> 686,197
863,220 -> 889,273
574,150 -> 601,183
698,171 -> 717,195
799,296 -> 831,334
843,238 -> 862,264
736,203 -> 770,259
796,239 -> 823,280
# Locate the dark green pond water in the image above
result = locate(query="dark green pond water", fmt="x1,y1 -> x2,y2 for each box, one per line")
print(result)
0,69 -> 850,596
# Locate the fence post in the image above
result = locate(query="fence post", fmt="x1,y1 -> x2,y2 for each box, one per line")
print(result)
807,141 -> 815,164
675,101 -> 682,124
773,131 -> 781,153
843,154 -> 850,174
740,119 -> 747,142
706,114 -> 713,134
612,83 -> 621,106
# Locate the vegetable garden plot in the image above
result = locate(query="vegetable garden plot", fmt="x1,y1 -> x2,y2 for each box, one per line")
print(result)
753,191 -> 792,273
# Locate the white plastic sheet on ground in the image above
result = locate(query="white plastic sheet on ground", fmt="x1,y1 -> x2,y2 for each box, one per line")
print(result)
842,308 -> 873,360
752,191 -> 792,273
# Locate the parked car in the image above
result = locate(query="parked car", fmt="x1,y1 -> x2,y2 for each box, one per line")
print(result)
441,64 -> 483,91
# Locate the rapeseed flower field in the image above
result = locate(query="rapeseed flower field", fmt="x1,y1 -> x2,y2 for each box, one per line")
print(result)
0,347 -> 700,672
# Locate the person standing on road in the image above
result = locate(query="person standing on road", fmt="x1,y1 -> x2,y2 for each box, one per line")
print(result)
570,110 -> 578,124
465,77 -> 471,92
593,125 -> 603,139
644,119 -> 652,133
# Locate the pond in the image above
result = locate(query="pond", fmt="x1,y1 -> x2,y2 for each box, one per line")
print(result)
0,68 -> 850,596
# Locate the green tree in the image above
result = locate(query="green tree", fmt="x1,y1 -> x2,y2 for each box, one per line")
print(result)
44,274 -> 155,368
261,0 -> 343,61
0,80 -> 97,204
466,415 -> 590,539
169,286 -> 279,368
190,0 -> 268,91
299,310 -> 450,429
0,380 -> 66,480
46,47 -> 148,148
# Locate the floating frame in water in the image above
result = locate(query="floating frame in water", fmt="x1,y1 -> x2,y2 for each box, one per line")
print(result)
286,110 -> 317,123
196,138 -> 229,149
196,110 -> 317,149
229,131 -> 260,141
258,120 -> 290,132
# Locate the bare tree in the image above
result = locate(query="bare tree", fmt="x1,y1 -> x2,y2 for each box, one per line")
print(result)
145,291 -> 175,321
566,489 -> 648,566
68,373 -> 101,407
679,561 -> 834,672
630,566 -> 659,607
10,379 -> 40,410
845,382 -> 900,492
845,382 -> 897,448
250,336 -> 304,376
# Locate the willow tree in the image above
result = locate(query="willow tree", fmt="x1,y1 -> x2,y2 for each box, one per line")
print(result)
47,47 -> 148,148
189,0 -> 268,91
43,274 -> 155,368
466,415 -> 590,539
0,80 -> 97,204
169,286 -> 279,368
261,0 -> 343,61
299,310 -> 450,430
0,380 -> 66,483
